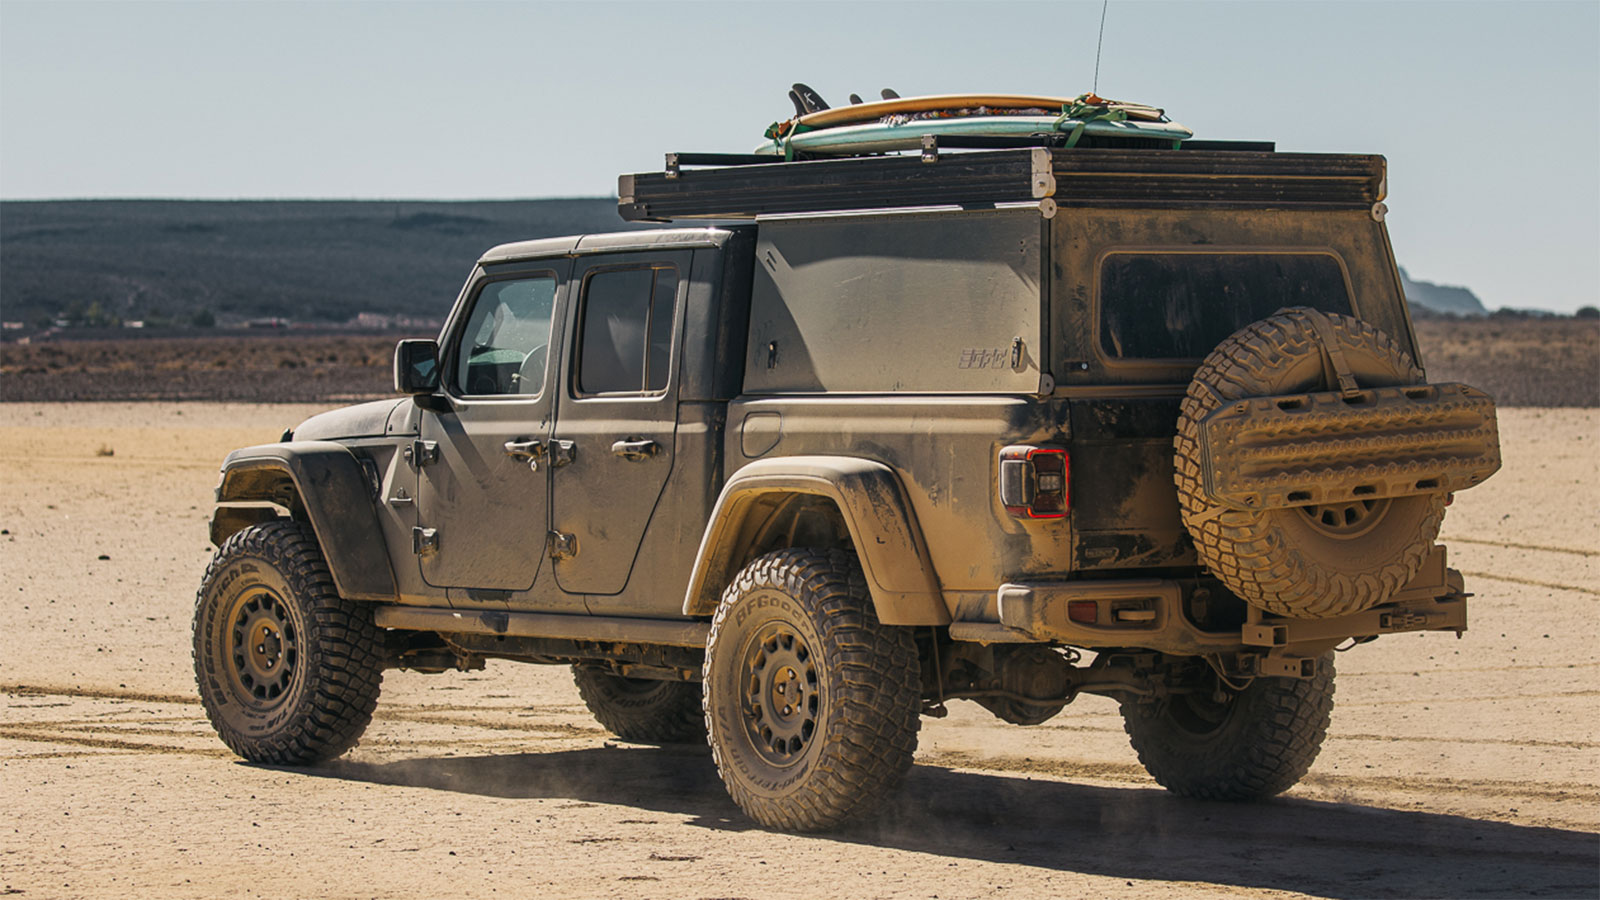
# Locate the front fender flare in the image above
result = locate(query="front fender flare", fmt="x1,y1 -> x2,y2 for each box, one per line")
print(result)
684,456 -> 948,625
213,442 -> 397,603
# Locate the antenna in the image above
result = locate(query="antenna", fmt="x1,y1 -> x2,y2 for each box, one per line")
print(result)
1093,0 -> 1109,93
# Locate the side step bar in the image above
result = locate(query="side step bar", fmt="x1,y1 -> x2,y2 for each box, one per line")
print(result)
373,606 -> 710,648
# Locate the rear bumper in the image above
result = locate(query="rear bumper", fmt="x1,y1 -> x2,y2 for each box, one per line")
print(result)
951,545 -> 1467,657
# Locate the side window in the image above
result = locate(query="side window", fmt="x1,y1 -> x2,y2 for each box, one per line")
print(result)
576,265 -> 678,395
1097,253 -> 1353,360
452,276 -> 557,396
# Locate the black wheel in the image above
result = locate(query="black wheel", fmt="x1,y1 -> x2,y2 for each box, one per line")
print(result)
703,549 -> 920,832
193,520 -> 384,764
572,666 -> 704,744
1121,653 -> 1335,800
1175,308 -> 1445,618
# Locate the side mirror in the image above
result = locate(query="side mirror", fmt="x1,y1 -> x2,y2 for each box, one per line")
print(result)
393,339 -> 440,395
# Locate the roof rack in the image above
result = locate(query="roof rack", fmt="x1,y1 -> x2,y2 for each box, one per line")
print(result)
617,145 -> 1386,223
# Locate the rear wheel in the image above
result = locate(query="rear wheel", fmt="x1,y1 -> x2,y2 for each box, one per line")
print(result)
703,549 -> 920,832
572,666 -> 703,744
1121,653 -> 1335,800
193,520 -> 384,764
1175,308 -> 1446,618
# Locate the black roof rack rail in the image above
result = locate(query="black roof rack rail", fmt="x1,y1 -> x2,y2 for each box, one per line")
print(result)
619,147 -> 1382,222
656,132 -> 1255,176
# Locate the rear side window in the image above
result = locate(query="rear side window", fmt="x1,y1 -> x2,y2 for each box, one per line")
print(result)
1098,253 -> 1353,360
576,265 -> 678,395
745,209 -> 1043,394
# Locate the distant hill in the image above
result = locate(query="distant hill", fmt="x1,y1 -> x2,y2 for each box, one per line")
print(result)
0,199 -> 653,328
2,199 -> 1492,329
1399,267 -> 1488,316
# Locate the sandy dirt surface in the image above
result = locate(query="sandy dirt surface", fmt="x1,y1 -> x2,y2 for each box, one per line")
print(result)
1,403 -> 1596,899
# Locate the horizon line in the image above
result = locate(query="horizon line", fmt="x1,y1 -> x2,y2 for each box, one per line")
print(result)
0,195 -> 620,204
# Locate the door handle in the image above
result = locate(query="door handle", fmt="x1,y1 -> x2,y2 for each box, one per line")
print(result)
610,438 -> 659,460
503,438 -> 547,471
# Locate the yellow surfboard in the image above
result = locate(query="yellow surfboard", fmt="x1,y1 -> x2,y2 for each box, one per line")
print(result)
792,92 -> 1167,130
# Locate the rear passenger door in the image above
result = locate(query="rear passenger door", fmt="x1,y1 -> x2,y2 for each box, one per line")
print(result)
549,251 -> 689,602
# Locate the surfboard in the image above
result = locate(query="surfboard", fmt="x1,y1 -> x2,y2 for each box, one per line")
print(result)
797,93 -> 1084,129
754,114 -> 1192,157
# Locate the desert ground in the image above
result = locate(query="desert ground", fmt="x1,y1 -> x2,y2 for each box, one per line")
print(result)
1,402 -> 1596,899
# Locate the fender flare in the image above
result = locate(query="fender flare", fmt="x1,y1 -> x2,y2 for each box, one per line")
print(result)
212,441 -> 397,603
683,456 -> 949,625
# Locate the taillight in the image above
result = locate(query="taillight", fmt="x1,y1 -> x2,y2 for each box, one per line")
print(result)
998,445 -> 1069,519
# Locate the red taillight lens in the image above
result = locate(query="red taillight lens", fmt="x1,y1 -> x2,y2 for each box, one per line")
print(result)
998,445 -> 1069,519
1067,600 -> 1098,624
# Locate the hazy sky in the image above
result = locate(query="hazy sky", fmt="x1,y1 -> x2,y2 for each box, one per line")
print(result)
2,0 -> 1596,312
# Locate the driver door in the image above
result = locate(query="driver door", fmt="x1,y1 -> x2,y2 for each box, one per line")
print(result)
416,260 -> 581,612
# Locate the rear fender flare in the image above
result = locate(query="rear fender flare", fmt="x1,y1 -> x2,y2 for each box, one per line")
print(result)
683,456 -> 948,625
212,442 -> 397,602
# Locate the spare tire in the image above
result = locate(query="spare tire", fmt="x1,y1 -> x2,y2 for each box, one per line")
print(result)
1174,308 -> 1445,618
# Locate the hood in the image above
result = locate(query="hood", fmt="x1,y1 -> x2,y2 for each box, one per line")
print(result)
291,399 -> 407,442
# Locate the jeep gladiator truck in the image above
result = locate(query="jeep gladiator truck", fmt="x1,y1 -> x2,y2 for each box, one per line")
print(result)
195,145 -> 1501,831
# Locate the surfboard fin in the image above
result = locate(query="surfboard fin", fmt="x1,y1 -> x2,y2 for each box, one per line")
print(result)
880,88 -> 900,100
849,93 -> 864,105
791,83 -> 830,114
788,89 -> 807,117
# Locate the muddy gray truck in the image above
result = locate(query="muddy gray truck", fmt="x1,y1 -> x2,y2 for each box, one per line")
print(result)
194,145 -> 1502,831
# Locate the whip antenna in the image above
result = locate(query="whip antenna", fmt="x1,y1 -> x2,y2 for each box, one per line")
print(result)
1093,0 -> 1109,93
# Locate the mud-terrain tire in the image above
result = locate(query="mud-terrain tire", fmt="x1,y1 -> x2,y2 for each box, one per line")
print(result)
193,520 -> 383,764
1175,308 -> 1446,618
703,549 -> 920,832
1121,653 -> 1335,800
572,667 -> 704,744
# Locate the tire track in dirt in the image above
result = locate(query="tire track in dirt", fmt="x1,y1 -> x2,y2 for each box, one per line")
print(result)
1341,661 -> 1600,677
1333,731 -> 1598,750
1030,719 -> 1599,750
1,683 -> 592,722
0,719 -> 554,754
6,749 -> 144,760
386,712 -> 606,738
0,726 -> 236,758
0,684 -> 612,762
1337,688 -> 1600,707
2,683 -> 196,705
920,749 -> 1597,805
11,682 -> 1596,749
1458,571 -> 1600,597
10,719 -> 1592,817
1447,536 -> 1599,558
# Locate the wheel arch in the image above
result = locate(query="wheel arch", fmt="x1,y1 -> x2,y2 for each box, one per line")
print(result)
683,456 -> 949,625
212,441 -> 397,602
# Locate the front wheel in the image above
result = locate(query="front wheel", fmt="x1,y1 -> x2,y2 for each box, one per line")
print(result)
1120,653 -> 1335,800
703,549 -> 920,832
193,520 -> 384,764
